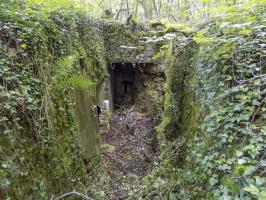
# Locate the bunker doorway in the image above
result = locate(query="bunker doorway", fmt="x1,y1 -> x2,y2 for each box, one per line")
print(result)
109,63 -> 136,110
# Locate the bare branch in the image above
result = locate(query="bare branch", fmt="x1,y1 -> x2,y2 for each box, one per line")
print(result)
234,150 -> 266,179
54,191 -> 94,200
239,74 -> 266,84
170,14 -> 178,22
250,96 -> 265,125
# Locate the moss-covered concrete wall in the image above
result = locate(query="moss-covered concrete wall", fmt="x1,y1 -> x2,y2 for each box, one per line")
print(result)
129,9 -> 266,199
134,63 -> 165,116
74,89 -> 101,159
101,21 -> 156,63
157,40 -> 199,143
0,2 -> 108,198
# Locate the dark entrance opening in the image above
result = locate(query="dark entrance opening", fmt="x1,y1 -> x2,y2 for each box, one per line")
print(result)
109,63 -> 136,110
109,62 -> 154,111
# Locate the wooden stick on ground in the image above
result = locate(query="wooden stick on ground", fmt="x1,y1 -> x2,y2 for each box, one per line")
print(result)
54,191 -> 94,200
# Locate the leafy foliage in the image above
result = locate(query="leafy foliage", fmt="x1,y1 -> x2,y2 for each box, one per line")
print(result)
1,0 -> 266,199
51,55 -> 96,90
0,1 -> 106,199
128,1 -> 266,200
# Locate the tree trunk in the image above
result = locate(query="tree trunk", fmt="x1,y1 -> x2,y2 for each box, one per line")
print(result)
141,0 -> 153,20
133,0 -> 139,18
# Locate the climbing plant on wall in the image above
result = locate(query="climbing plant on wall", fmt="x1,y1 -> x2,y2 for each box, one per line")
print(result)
0,1 -> 106,199
127,1 -> 266,199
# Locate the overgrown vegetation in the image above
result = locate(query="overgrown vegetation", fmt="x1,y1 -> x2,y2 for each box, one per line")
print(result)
0,0 -> 265,199
129,1 -> 266,199
0,1 -> 106,199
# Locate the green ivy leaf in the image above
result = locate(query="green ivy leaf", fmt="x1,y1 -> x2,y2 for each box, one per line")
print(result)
169,192 -> 178,200
21,43 -> 27,49
209,177 -> 218,186
238,159 -> 247,165
236,150 -> 243,157
244,185 -> 259,196
259,190 -> 266,200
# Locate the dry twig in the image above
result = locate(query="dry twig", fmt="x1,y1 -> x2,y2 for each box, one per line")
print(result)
53,191 -> 94,200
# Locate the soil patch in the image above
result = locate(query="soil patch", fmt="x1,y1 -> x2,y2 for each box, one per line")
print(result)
91,106 -> 158,199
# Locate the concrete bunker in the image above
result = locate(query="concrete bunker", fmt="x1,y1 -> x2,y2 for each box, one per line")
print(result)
72,21 -> 168,161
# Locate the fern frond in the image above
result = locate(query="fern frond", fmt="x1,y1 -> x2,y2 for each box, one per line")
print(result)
51,55 -> 96,96
66,75 -> 95,89
54,55 -> 76,79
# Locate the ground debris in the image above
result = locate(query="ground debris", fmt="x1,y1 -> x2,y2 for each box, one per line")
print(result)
91,106 -> 158,200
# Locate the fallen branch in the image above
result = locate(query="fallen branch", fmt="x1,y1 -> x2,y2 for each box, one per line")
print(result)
250,96 -> 265,125
54,191 -> 94,200
234,150 -> 266,179
240,74 -> 266,84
